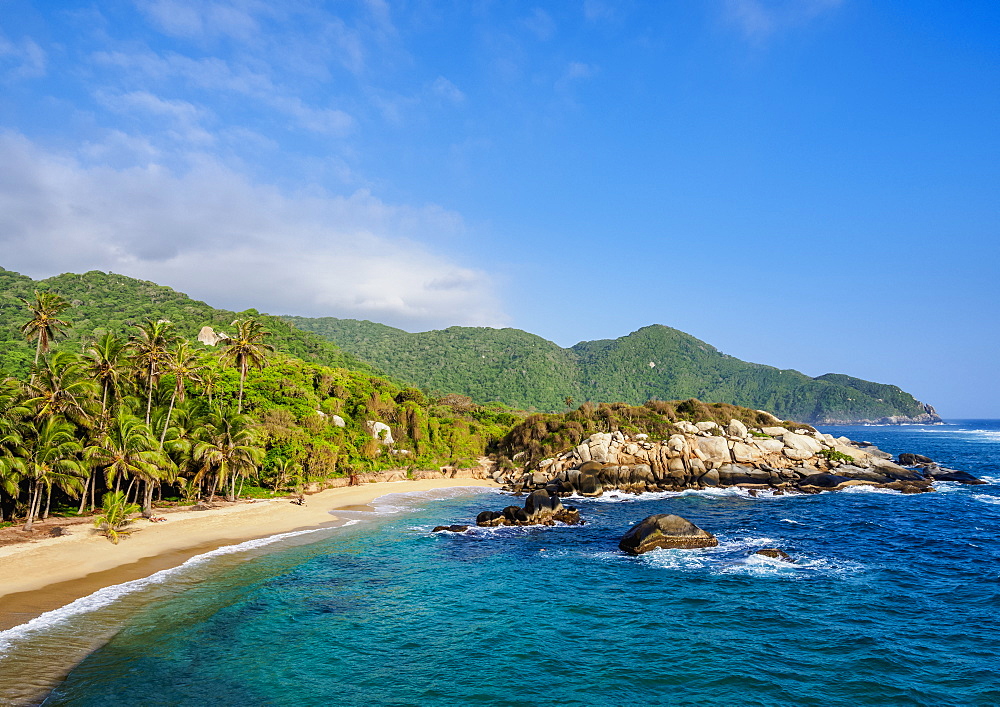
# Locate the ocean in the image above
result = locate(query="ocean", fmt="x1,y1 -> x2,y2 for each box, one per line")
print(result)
2,421 -> 998,706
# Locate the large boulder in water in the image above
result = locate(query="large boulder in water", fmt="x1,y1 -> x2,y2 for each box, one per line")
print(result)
898,453 -> 934,466
922,466 -> 986,484
797,473 -> 853,489
618,514 -> 718,555
475,489 -> 582,527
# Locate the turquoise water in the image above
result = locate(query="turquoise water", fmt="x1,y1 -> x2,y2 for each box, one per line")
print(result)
4,422 -> 1000,705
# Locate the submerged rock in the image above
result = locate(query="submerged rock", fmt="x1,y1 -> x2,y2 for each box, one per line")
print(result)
618,514 -> 718,555
432,525 -> 469,533
754,548 -> 793,562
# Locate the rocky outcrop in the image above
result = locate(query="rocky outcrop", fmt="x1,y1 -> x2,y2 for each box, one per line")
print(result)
815,403 -> 942,425
432,525 -> 469,533
365,421 -> 394,444
754,548 -> 793,562
197,325 -> 229,346
498,418 -> 981,496
618,514 -> 718,555
896,453 -> 987,485
475,489 -> 582,527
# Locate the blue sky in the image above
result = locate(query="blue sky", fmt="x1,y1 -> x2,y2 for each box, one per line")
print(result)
0,1 -> 997,416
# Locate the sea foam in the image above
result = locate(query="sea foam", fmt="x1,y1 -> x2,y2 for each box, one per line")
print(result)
0,525 -> 340,656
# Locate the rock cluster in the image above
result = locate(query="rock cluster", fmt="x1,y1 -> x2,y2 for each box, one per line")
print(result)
498,420 -> 982,496
618,514 -> 718,555
475,489 -> 582,527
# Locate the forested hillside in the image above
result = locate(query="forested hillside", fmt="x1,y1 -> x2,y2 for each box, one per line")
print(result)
0,271 -> 519,528
286,317 -> 939,424
0,268 -> 375,379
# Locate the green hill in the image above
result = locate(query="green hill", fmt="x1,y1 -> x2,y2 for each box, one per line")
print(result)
284,317 -> 939,425
0,268 -> 376,379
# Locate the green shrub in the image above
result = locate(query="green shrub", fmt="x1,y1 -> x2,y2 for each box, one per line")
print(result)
818,448 -> 854,463
93,491 -> 141,544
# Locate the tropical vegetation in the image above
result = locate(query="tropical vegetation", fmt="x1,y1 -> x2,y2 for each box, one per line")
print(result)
286,316 -> 937,423
0,283 -> 519,533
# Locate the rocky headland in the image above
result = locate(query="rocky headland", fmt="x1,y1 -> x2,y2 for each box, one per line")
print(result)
491,418 -> 982,497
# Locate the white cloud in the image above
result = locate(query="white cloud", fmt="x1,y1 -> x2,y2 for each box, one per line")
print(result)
0,132 -> 507,330
722,0 -> 843,40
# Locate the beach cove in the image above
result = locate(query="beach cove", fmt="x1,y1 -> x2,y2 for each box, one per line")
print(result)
1,423 -> 999,705
0,478 -> 498,631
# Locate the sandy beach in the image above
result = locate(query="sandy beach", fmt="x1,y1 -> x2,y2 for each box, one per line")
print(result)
0,479 -> 499,632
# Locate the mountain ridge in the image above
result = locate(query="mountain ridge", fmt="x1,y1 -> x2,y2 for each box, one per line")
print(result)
284,316 -> 941,425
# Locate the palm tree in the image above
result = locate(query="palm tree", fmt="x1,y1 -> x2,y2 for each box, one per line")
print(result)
219,318 -> 274,414
84,331 -> 129,416
130,319 -> 178,425
158,341 -> 206,447
93,491 -> 141,544
194,408 -> 263,502
19,416 -> 85,531
20,290 -> 72,377
25,351 -> 98,426
0,380 -> 28,523
85,410 -> 168,517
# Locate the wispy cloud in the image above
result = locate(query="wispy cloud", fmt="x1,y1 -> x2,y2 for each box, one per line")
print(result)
96,90 -> 216,145
430,76 -> 465,104
0,132 -> 507,329
135,0 -> 269,42
522,8 -> 556,41
0,33 -> 47,80
722,0 -> 844,40
91,49 -> 354,137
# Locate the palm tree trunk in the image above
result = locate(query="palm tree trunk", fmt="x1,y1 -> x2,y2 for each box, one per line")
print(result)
237,360 -> 247,414
24,480 -> 39,531
159,390 -> 178,447
142,480 -> 155,517
42,484 -> 52,520
145,361 -> 155,425
90,472 -> 97,511
207,475 -> 218,503
30,336 -> 43,385
78,474 -> 91,514
125,476 -> 136,504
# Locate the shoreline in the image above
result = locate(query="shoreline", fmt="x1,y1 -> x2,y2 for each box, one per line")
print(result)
0,478 -> 500,632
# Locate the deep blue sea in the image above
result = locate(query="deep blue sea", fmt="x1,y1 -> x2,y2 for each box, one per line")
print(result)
2,421 -> 999,706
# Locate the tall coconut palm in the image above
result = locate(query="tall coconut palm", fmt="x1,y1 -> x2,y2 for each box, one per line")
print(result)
0,380 -> 28,522
85,410 -> 168,517
219,318 -> 274,414
194,408 -> 262,502
158,341 -> 206,447
19,416 -> 85,531
20,290 -> 72,377
162,398 -> 207,498
84,331 -> 129,416
25,351 -> 98,426
129,319 -> 178,426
